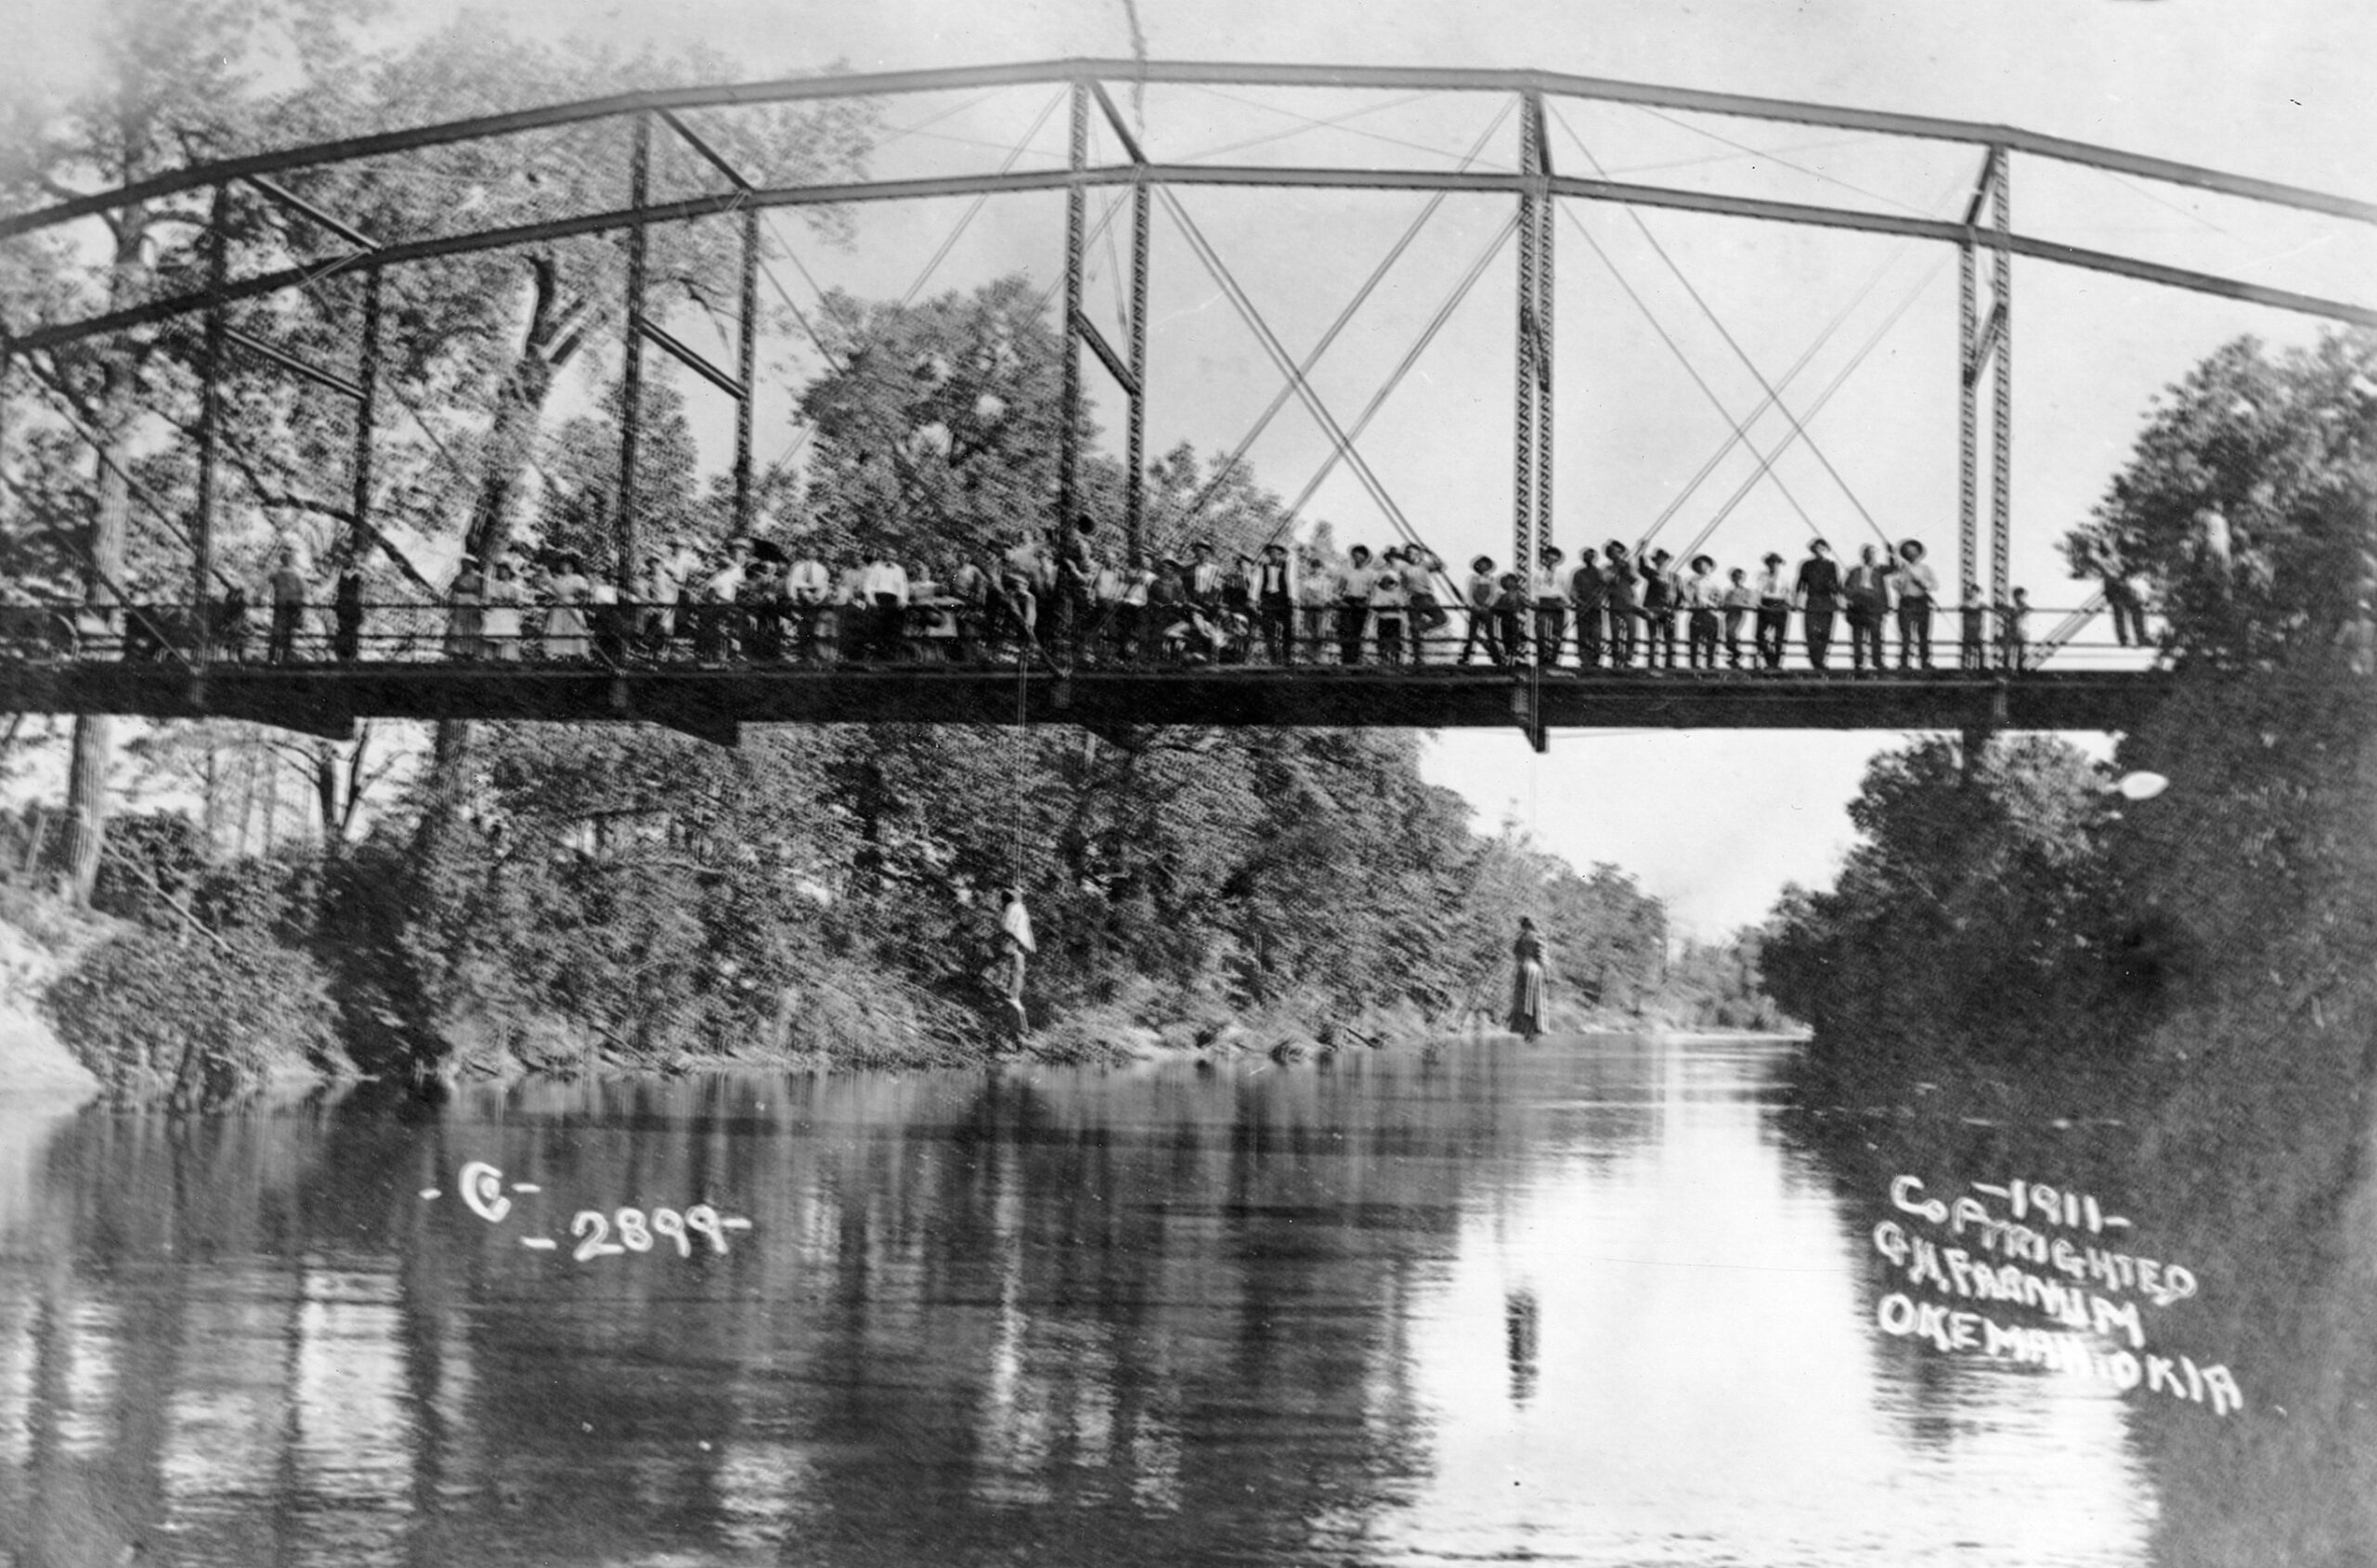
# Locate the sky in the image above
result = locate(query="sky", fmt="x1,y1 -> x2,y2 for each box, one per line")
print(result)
7,0 -> 2374,936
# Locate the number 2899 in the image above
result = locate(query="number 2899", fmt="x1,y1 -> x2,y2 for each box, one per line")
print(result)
570,1204 -> 745,1261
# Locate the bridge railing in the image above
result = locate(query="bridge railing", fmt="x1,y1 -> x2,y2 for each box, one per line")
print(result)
0,598 -> 2163,674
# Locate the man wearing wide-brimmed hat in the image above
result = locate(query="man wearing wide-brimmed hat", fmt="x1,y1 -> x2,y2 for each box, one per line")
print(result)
1843,542 -> 1891,673
1682,553 -> 1721,671
1459,554 -> 1500,665
1639,548 -> 1681,670
1793,538 -> 1842,671
1257,541 -> 1296,664
1753,551 -> 1790,669
1567,547 -> 1606,669
1531,545 -> 1568,668
1335,545 -> 1378,665
1602,541 -> 1639,668
1887,538 -> 1939,668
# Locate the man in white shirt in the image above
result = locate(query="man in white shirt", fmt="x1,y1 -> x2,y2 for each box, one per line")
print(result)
1753,551 -> 1791,670
785,549 -> 830,662
1887,538 -> 1940,669
1368,553 -> 1410,665
1188,540 -> 1224,612
1530,545 -> 1568,669
1000,537 -> 1042,659
704,543 -> 749,664
1336,546 -> 1379,665
1460,554 -> 1500,666
1682,554 -> 1721,670
1295,549 -> 1332,665
1256,542 -> 1296,664
858,552 -> 911,662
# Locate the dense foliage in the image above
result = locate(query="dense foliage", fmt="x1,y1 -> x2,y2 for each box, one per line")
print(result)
0,4 -> 1757,1082
1769,326 -> 2377,1081
1760,735 -> 2137,1066
2066,330 -> 2377,668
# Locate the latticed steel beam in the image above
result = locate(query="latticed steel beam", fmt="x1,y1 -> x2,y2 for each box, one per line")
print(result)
1126,178 -> 1150,568
1527,92 -> 1553,587
11,163 -> 2377,362
618,112 -> 652,586
1958,236 -> 1979,603
1059,82 -> 1089,534
1514,97 -> 1539,591
13,58 -> 2374,246
1991,150 -> 2013,619
734,207 -> 759,535
350,270 -> 382,564
193,185 -> 228,656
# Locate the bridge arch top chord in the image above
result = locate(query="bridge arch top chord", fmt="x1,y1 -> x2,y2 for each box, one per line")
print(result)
6,57 -> 2377,357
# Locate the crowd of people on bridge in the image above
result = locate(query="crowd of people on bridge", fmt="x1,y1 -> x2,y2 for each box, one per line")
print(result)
421,528 -> 2055,675
10,524 -> 2102,676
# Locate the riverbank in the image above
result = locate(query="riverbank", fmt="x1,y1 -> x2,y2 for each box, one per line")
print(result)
1,871 -> 1730,1100
0,887 -> 102,1099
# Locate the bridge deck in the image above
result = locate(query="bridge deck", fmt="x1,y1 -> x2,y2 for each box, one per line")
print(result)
1,661 -> 2173,744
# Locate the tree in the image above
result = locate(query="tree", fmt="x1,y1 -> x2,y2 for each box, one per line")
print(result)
1,0 -> 383,902
1760,734 -> 2127,1064
2065,329 -> 2377,667
796,274 -> 1074,563
293,26 -> 877,569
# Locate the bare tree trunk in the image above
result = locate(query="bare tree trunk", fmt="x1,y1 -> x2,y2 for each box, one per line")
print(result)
55,203 -> 148,905
262,744 -> 281,854
315,739 -> 340,848
202,733 -> 221,856
339,723 -> 375,841
462,254 -> 584,565
235,741 -> 256,858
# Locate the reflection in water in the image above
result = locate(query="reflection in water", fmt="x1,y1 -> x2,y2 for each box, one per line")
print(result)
0,1034 -> 2348,1564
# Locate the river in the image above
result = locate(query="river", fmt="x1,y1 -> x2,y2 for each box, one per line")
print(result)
0,1031 -> 2360,1566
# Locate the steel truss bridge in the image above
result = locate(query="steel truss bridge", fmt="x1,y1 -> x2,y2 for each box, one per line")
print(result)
4,59 -> 2371,746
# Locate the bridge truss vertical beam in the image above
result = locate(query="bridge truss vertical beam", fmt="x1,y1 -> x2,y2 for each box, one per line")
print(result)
193,183 -> 230,661
1059,79 -> 1089,538
734,205 -> 760,535
1515,90 -> 1554,749
1513,96 -> 1540,595
1958,216 -> 1979,608
349,269 -> 383,565
1990,149 -> 2013,632
1529,92 -> 1554,571
1127,170 -> 1150,568
617,111 -> 652,592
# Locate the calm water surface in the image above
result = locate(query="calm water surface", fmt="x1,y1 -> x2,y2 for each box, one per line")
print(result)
0,1033 -> 2331,1566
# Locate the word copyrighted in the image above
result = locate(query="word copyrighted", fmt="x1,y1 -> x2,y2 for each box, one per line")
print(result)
1871,1175 -> 2241,1417
421,1160 -> 755,1261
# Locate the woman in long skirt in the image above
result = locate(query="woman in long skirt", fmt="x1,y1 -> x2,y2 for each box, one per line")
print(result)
544,551 -> 591,660
482,561 -> 523,661
444,558 -> 484,661
1508,916 -> 1548,1040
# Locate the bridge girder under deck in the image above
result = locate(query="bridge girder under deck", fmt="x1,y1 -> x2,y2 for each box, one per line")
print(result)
1,666 -> 2174,744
